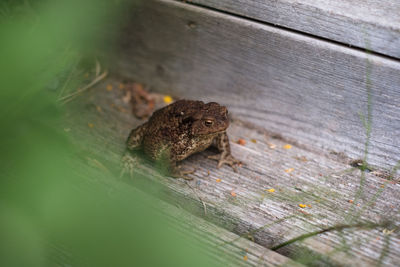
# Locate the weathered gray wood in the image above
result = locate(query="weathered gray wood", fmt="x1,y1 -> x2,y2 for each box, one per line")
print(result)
187,0 -> 400,59
64,85 -> 302,267
112,0 -> 400,171
156,193 -> 304,267
68,159 -> 301,267
65,76 -> 400,266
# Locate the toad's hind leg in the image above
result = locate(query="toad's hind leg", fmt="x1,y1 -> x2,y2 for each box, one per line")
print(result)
152,146 -> 194,180
126,122 -> 148,150
121,122 -> 148,178
208,132 -> 241,172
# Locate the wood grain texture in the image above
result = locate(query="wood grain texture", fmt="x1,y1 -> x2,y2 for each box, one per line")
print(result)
156,192 -> 304,267
187,0 -> 400,59
65,76 -> 400,266
68,159 -> 301,267
111,0 -> 400,171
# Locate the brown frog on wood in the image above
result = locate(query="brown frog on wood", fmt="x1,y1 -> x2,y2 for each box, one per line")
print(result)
122,99 -> 241,179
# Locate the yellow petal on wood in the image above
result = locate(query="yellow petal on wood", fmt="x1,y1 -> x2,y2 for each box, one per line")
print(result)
285,168 -> 294,173
163,95 -> 173,103
283,144 -> 292,149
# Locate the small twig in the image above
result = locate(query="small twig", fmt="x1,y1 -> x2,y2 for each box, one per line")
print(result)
58,66 -> 75,98
185,180 -> 207,215
86,157 -> 113,177
95,59 -> 101,77
59,70 -> 108,104
270,221 -> 391,251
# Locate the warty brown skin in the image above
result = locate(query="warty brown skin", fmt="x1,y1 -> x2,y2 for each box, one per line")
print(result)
124,99 -> 241,178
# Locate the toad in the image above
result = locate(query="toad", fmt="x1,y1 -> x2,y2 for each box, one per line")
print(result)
122,99 -> 241,179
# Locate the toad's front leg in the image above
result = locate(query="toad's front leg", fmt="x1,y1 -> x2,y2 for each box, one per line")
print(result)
208,132 -> 242,172
168,161 -> 195,180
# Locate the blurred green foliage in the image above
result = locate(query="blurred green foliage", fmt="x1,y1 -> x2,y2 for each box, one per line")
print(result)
0,1 -> 223,266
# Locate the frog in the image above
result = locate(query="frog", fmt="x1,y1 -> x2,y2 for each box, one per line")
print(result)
121,99 -> 241,179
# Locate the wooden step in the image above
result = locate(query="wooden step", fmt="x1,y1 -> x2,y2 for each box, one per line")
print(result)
65,75 -> 400,266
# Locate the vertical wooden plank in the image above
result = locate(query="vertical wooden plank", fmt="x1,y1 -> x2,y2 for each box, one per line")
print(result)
188,0 -> 400,59
112,0 -> 400,170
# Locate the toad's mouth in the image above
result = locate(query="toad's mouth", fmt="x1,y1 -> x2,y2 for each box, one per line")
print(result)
194,129 -> 227,136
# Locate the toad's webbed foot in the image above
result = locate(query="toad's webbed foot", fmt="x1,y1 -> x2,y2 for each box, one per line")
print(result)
169,164 -> 196,180
210,132 -> 242,172
208,153 -> 242,172
120,153 -> 140,178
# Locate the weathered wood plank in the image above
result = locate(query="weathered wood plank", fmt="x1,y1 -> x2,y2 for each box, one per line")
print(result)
157,193 -> 304,267
65,76 -> 400,266
186,0 -> 400,59
112,0 -> 400,171
68,159 -> 302,267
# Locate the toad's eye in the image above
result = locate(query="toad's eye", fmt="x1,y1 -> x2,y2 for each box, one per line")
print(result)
204,120 -> 214,127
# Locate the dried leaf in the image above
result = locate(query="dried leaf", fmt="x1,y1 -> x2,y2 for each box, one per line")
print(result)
299,210 -> 311,216
383,228 -> 395,235
295,156 -> 308,162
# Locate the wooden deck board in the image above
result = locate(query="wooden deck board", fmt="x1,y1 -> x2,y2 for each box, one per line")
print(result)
111,0 -> 400,170
68,159 -> 301,267
185,0 -> 400,59
65,77 -> 400,266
